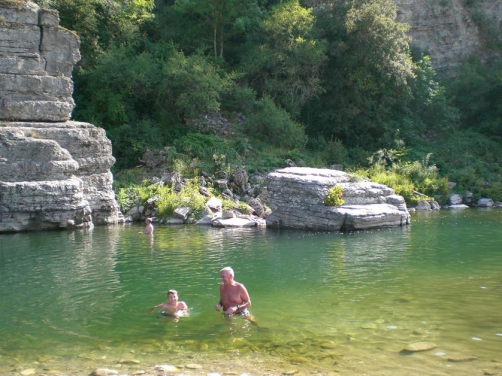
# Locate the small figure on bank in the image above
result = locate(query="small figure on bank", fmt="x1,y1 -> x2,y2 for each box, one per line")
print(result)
151,289 -> 189,318
215,266 -> 256,324
143,218 -> 154,235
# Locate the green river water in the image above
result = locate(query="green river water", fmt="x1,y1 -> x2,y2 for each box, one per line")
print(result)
0,209 -> 501,375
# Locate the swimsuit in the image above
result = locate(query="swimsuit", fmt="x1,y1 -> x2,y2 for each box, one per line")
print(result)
224,308 -> 250,316
239,308 -> 250,316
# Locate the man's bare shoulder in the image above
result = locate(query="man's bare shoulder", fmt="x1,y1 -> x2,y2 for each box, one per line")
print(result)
235,281 -> 248,290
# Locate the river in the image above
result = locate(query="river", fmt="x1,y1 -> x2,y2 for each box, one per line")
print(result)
0,209 -> 501,375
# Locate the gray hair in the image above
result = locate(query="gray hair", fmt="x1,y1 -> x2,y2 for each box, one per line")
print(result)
220,266 -> 234,277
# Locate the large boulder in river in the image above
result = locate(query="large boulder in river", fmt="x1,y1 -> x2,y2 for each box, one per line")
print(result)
266,167 -> 410,231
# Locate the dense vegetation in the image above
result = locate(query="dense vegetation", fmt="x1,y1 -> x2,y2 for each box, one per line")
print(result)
34,0 -> 502,207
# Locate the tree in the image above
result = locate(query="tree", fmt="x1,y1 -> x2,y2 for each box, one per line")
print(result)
448,56 -> 502,141
174,0 -> 263,59
242,0 -> 327,118
303,0 -> 414,150
33,0 -> 154,67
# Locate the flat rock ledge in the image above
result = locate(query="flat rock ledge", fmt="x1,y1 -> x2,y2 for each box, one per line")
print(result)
266,167 -> 410,231
0,122 -> 120,232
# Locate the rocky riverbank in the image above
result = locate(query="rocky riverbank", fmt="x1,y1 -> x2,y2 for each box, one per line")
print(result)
4,338 -> 500,376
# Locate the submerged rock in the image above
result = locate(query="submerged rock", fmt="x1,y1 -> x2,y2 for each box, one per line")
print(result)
90,369 -> 119,376
447,356 -> 478,362
402,342 -> 437,352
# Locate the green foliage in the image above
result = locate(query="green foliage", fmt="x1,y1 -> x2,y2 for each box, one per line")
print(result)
35,0 -> 502,204
115,187 -> 138,214
221,198 -> 254,214
463,0 -> 477,7
172,0 -> 263,59
447,57 -> 502,140
107,119 -> 167,169
113,168 -> 150,190
305,135 -> 349,167
115,181 -> 163,214
402,56 -> 459,142
171,157 -> 194,178
116,178 -> 211,218
242,0 -> 326,117
34,0 -> 153,67
475,181 -> 502,202
393,159 -> 448,198
302,0 -> 415,151
171,133 -> 243,175
427,130 -> 502,193
324,186 -> 345,206
353,148 -> 447,205
243,96 -> 306,149
71,42 -> 240,169
375,169 -> 416,201
159,48 -> 235,119
156,178 -> 208,218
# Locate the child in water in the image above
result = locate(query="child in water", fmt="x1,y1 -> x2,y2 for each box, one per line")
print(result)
150,289 -> 189,318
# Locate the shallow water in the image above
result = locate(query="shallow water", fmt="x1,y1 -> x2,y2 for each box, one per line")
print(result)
0,209 -> 501,375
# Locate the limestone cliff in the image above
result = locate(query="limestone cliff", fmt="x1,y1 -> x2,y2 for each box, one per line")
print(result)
0,0 -> 120,232
396,0 -> 502,74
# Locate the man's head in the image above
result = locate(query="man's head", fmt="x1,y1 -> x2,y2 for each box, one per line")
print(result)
167,289 -> 178,300
145,218 -> 152,224
220,267 -> 234,284
220,266 -> 234,277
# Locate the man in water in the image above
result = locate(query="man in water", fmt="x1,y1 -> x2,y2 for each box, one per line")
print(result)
215,267 -> 256,324
143,218 -> 154,235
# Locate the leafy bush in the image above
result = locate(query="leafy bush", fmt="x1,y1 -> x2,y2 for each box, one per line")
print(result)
243,96 -> 306,149
475,181 -> 502,202
171,133 -> 244,176
324,186 -> 345,206
351,150 -> 445,205
221,198 -> 254,214
156,179 -> 209,218
116,187 -> 140,214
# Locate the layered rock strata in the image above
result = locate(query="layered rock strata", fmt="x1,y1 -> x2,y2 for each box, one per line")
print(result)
395,0 -> 502,74
266,167 -> 410,231
0,1 -> 119,232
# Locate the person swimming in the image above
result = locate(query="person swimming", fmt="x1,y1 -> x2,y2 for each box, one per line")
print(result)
150,289 -> 189,318
143,218 -> 154,235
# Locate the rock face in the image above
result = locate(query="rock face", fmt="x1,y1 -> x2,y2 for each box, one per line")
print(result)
0,0 -> 80,120
395,0 -> 501,74
0,1 -> 120,232
308,0 -> 502,75
266,167 -> 410,231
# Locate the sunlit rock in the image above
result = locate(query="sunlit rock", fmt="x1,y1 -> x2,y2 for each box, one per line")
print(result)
266,167 -> 410,231
0,1 -> 120,232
